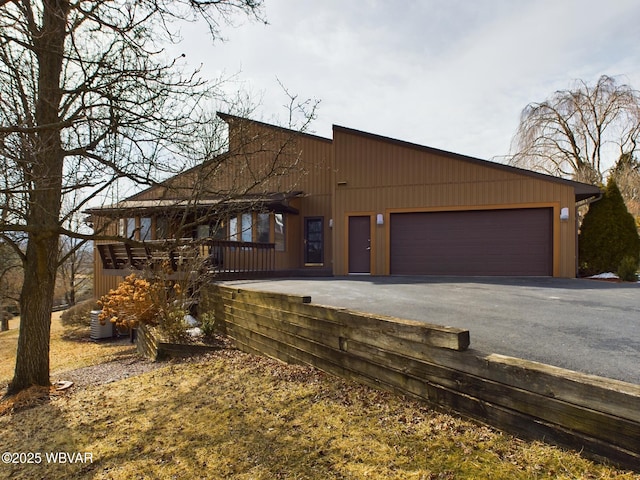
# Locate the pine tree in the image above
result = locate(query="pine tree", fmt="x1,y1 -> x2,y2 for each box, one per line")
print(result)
579,178 -> 640,276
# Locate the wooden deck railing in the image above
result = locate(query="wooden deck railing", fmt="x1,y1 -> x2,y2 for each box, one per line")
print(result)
97,239 -> 275,280
200,240 -> 276,278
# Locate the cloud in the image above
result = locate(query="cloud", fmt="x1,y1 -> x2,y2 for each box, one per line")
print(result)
171,0 -> 640,160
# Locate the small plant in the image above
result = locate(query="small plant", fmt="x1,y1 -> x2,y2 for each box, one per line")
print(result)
158,307 -> 189,343
199,312 -> 217,338
617,255 -> 639,282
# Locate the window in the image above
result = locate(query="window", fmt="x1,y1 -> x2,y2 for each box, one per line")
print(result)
229,217 -> 238,241
126,218 -> 136,239
156,217 -> 169,239
304,217 -> 323,264
211,220 -> 226,240
257,213 -> 270,243
241,213 -> 252,242
140,217 -> 152,241
197,224 -> 210,239
274,213 -> 285,251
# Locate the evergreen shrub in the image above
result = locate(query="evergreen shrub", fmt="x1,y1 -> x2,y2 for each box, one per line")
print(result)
617,256 -> 639,282
578,178 -> 640,276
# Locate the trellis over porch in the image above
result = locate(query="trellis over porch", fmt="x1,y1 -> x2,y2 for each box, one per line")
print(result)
96,239 -> 276,280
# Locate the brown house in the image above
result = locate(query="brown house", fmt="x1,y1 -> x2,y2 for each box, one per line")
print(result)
88,113 -> 601,297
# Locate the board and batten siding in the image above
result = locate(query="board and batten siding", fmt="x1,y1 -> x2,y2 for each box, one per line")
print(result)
92,218 -> 125,299
331,126 -> 578,278
222,120 -> 335,271
92,119 -> 336,298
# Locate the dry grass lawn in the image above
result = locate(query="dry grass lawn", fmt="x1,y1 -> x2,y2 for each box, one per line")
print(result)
1,315 -> 638,479
0,313 -> 133,386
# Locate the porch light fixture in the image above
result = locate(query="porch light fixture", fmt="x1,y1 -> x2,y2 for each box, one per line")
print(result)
376,214 -> 384,225
560,207 -> 570,221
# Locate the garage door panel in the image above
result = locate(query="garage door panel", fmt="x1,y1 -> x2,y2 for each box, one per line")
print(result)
390,209 -> 552,276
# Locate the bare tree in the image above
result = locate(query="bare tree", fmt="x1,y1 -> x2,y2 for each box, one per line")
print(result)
57,221 -> 92,307
610,152 -> 640,219
0,0 -> 266,395
0,241 -> 21,331
509,75 -> 640,185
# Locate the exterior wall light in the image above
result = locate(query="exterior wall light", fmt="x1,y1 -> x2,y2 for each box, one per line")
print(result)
560,207 -> 570,221
376,214 -> 384,225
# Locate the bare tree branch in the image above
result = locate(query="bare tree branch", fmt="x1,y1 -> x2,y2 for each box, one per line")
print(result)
508,75 -> 640,186
0,0 -> 267,395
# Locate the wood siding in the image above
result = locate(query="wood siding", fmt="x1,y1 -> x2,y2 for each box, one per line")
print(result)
93,216 -> 125,299
332,127 -> 578,277
223,122 -> 334,271
92,119 -> 334,297
93,115 -> 594,298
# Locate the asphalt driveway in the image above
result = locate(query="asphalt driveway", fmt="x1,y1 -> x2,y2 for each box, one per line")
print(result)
224,276 -> 640,385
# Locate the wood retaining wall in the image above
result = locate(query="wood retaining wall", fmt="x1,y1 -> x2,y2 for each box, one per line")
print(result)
200,284 -> 640,471
136,325 -> 221,361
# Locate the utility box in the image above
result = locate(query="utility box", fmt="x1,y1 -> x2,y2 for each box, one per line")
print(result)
90,310 -> 113,340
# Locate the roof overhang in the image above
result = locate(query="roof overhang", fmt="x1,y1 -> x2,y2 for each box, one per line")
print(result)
573,183 -> 603,202
86,191 -> 303,218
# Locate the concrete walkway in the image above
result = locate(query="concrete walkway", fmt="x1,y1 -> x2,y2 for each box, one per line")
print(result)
224,276 -> 640,385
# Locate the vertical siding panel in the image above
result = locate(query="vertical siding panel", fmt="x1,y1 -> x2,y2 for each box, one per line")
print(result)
333,127 -> 583,277
106,122 -> 587,279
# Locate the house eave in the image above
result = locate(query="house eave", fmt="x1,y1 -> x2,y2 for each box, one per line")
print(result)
85,191 -> 303,218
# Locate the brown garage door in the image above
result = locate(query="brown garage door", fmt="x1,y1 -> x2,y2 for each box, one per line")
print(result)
390,208 -> 553,276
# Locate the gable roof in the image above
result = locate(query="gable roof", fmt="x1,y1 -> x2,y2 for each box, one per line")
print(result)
333,124 -> 602,202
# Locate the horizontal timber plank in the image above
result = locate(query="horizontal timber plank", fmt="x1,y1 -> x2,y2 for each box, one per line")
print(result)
228,303 -> 342,350
226,311 -> 346,367
227,318 -> 640,470
227,291 -> 469,351
203,284 -> 640,470
229,300 -> 472,375
283,299 -> 469,351
219,287 -> 640,421
345,338 -> 640,451
227,299 -> 344,332
230,287 -> 311,305
484,354 -> 640,423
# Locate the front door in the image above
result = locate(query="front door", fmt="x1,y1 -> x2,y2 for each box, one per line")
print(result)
348,216 -> 371,273
304,217 -> 324,265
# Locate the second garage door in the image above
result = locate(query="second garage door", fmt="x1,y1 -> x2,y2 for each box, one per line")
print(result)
390,208 -> 553,276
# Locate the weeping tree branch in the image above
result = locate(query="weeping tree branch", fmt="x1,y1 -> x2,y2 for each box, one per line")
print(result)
508,75 -> 640,186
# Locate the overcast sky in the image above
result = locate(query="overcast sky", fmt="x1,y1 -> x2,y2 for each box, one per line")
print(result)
173,0 -> 640,161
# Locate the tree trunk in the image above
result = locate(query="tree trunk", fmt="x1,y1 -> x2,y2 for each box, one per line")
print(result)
68,261 -> 76,306
8,238 -> 59,393
6,0 -> 69,396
